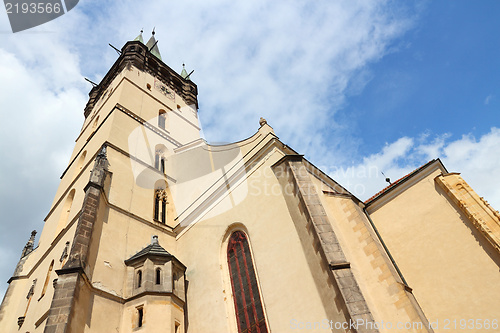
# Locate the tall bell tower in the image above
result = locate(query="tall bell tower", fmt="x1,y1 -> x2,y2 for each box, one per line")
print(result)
0,30 -> 198,333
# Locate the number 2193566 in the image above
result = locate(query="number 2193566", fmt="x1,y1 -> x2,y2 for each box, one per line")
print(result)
5,2 -> 61,14
442,319 -> 498,330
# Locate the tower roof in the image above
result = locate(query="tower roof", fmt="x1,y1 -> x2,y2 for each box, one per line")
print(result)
145,29 -> 162,60
180,63 -> 190,80
133,29 -> 144,43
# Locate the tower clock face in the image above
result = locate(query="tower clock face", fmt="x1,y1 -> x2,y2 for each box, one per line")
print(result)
154,78 -> 175,101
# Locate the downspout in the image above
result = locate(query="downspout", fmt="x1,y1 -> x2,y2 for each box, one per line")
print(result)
363,207 -> 409,288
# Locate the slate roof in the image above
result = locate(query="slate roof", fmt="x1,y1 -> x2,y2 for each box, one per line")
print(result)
124,238 -> 172,265
364,159 -> 443,205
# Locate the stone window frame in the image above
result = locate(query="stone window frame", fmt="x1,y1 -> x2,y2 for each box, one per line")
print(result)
38,260 -> 54,301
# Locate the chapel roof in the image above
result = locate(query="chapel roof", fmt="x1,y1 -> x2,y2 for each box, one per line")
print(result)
364,159 -> 446,205
125,236 -> 172,264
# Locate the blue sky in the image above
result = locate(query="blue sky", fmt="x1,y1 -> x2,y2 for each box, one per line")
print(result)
0,0 -> 499,298
347,1 -> 500,157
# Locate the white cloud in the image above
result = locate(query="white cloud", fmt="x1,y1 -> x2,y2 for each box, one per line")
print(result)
484,94 -> 493,105
334,128 -> 500,210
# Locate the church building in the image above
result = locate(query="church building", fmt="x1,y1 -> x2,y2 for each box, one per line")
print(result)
1,31 -> 499,333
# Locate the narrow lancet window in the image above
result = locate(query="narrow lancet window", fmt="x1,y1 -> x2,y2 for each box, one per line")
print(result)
160,157 -> 165,173
137,307 -> 144,328
227,231 -> 268,333
158,110 -> 166,130
156,268 -> 161,285
39,260 -> 54,300
137,270 -> 142,288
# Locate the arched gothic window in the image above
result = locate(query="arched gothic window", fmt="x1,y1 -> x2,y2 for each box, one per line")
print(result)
158,110 -> 167,130
55,189 -> 75,236
154,150 -> 166,173
137,270 -> 142,288
156,268 -> 161,285
154,189 -> 167,224
39,260 -> 54,300
227,231 -> 268,333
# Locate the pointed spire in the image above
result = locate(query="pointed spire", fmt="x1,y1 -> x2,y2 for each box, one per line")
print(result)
21,230 -> 37,258
146,28 -> 162,60
181,63 -> 190,80
133,29 -> 144,43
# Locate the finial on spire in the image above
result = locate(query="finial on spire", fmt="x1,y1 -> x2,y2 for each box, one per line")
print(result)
259,117 -> 267,127
152,235 -> 159,245
181,63 -> 190,79
152,27 -> 155,35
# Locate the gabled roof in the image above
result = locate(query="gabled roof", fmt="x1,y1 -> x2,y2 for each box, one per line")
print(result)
364,159 -> 446,205
125,236 -> 172,265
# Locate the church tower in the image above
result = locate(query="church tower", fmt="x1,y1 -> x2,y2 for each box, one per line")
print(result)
0,31 -> 199,333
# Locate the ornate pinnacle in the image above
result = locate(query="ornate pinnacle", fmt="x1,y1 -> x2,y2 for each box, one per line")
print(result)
88,145 -> 109,188
21,230 -> 37,258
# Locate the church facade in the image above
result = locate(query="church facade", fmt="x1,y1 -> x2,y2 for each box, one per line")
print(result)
1,32 -> 499,333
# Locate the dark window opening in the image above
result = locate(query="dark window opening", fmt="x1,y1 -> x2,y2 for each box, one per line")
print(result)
155,153 -> 160,169
156,268 -> 161,285
227,231 -> 268,333
154,196 -> 160,221
137,270 -> 142,288
160,158 -> 165,173
161,201 -> 166,224
137,307 -> 143,328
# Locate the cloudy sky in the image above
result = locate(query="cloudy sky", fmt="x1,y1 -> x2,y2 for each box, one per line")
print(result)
0,0 -> 499,298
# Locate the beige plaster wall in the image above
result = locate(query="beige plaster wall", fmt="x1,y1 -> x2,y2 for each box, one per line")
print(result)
367,168 -> 500,332
176,149 -> 350,333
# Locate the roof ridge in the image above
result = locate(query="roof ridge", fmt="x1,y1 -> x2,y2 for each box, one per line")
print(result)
364,159 -> 437,205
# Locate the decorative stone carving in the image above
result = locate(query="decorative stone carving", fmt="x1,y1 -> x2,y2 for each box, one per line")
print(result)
21,230 -> 37,258
17,316 -> 25,328
156,189 -> 168,202
60,241 -> 70,262
26,279 -> 37,299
